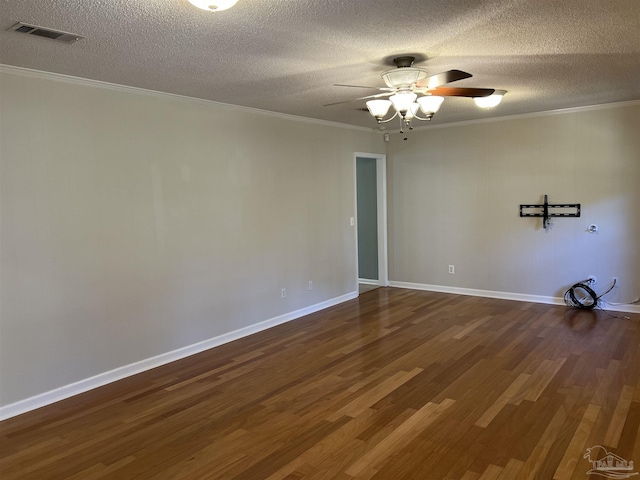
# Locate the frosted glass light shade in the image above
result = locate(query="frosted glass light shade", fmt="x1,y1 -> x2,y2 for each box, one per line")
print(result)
381,67 -> 428,88
187,0 -> 238,11
390,93 -> 417,114
366,100 -> 392,119
404,103 -> 420,120
473,90 -> 506,108
417,95 -> 444,114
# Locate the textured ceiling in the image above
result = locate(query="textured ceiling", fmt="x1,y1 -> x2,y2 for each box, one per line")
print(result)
1,0 -> 639,129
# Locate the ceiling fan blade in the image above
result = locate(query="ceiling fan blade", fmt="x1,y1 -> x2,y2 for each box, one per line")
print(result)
416,69 -> 473,89
323,91 -> 392,107
334,84 -> 395,91
334,83 -> 379,89
428,87 -> 495,97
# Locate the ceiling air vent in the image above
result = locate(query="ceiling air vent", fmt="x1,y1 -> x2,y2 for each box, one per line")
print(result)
7,22 -> 84,44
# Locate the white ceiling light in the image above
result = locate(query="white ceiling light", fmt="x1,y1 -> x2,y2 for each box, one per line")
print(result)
404,103 -> 420,121
416,95 -> 444,117
389,93 -> 417,117
366,100 -> 393,121
474,90 -> 507,108
187,0 -> 238,11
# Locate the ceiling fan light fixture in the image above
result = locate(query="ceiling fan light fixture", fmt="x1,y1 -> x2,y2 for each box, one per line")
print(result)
187,0 -> 238,11
474,90 -> 506,108
327,56 -> 500,132
417,95 -> 444,115
390,93 -> 417,116
366,100 -> 393,121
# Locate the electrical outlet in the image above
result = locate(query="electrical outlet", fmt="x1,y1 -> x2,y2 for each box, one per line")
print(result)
587,275 -> 597,284
281,288 -> 286,299
308,281 -> 313,291
448,265 -> 455,274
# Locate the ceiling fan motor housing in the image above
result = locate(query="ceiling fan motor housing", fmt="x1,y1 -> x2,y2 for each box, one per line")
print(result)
382,68 -> 428,88
382,56 -> 429,88
393,56 -> 416,68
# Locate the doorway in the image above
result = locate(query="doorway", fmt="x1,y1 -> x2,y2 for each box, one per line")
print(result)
355,153 -> 388,293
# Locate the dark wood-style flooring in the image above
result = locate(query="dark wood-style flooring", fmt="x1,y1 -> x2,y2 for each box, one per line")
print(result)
1,288 -> 640,479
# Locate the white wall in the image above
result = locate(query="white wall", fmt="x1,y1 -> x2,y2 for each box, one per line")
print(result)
2,66 -> 638,414
387,102 -> 640,304
0,67 -> 384,409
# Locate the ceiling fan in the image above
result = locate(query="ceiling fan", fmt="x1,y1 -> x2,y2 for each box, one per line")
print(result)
326,56 -> 505,132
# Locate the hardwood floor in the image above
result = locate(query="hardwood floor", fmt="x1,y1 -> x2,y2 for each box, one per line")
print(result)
1,288 -> 639,479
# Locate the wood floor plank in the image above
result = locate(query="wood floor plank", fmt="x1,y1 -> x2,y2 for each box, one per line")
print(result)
475,373 -> 531,428
264,409 -> 374,479
514,403 -> 567,480
629,402 -> 640,463
460,472 -> 481,480
326,367 -> 423,421
345,398 -> 455,477
1,288 -> 639,479
553,403 -> 601,480
452,315 -> 492,339
478,464 -> 503,479
523,357 -> 567,402
604,384 -> 636,448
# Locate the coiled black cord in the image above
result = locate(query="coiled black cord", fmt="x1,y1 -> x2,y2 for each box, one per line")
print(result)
564,278 -> 617,310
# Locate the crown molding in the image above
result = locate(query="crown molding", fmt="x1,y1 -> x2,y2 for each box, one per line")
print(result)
2,64 -> 638,138
386,99 -> 640,134
0,64 -> 375,133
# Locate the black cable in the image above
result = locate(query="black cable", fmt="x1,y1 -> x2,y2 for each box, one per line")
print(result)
597,279 -> 617,299
564,280 -> 598,309
564,278 -> 618,310
595,305 -> 631,321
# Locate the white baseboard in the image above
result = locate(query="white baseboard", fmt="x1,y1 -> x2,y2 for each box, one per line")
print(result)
0,291 -> 358,420
388,281 -> 640,314
358,278 -> 380,286
3,284 -> 636,420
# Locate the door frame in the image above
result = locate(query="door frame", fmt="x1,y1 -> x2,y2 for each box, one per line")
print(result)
354,152 -> 389,288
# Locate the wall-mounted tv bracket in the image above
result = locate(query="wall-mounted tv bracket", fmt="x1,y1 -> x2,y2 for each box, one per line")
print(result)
520,194 -> 580,229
